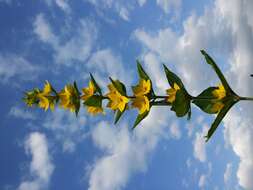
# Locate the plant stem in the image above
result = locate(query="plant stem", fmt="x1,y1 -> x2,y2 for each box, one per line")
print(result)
239,96 -> 253,101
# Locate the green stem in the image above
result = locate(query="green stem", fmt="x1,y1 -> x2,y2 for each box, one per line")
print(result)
151,100 -> 171,106
239,96 -> 253,101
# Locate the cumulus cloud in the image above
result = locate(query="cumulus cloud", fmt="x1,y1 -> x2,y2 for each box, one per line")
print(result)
88,106 -> 173,190
156,0 -> 181,14
18,132 -> 54,190
137,0 -> 146,7
43,108 -> 87,153
224,109 -> 253,190
133,7 -> 232,94
198,174 -> 207,189
86,0 -> 132,21
33,14 -> 97,66
9,106 -> 36,120
193,125 -> 208,162
0,54 -> 40,85
44,0 -> 71,13
224,163 -> 232,184
86,48 -> 131,89
198,162 -> 212,189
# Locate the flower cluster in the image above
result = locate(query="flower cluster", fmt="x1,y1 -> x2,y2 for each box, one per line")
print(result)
24,50 -> 246,142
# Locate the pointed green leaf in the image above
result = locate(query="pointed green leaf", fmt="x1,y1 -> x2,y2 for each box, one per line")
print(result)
132,111 -> 149,129
136,60 -> 155,96
75,100 -> 80,117
90,73 -> 102,95
187,106 -> 191,120
171,90 -> 190,117
83,95 -> 102,107
163,64 -> 185,89
109,77 -> 127,96
137,60 -> 150,80
192,87 -> 222,114
114,107 -> 126,124
201,50 -> 234,94
73,81 -> 80,95
205,99 -> 237,142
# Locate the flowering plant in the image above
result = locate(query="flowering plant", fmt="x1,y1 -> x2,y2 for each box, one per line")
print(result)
23,50 -> 253,142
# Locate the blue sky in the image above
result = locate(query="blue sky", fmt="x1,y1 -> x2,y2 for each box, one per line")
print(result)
1,0 -> 253,190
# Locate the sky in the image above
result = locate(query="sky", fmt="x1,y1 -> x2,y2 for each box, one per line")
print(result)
1,0 -> 253,190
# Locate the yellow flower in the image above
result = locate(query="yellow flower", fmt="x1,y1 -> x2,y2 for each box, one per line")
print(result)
87,106 -> 104,115
42,81 -> 52,95
37,81 -> 54,111
166,83 -> 180,103
81,81 -> 95,101
132,96 -> 150,114
59,84 -> 77,112
212,84 -> 226,100
106,83 -> 129,112
132,79 -> 151,96
211,101 -> 224,113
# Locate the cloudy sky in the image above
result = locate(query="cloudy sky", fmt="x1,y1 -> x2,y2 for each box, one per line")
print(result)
1,0 -> 253,189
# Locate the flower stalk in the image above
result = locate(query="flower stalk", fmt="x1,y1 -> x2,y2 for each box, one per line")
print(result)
23,50 -> 253,142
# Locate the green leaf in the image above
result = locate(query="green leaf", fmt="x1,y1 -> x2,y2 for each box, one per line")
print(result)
187,106 -> 191,120
132,111 -> 149,129
83,95 -> 102,107
171,90 -> 190,117
163,64 -> 185,89
109,77 -> 127,96
90,73 -> 102,95
205,99 -> 237,142
200,50 -> 234,94
192,87 -> 221,114
137,60 -> 150,80
136,60 -> 155,96
73,81 -> 80,95
114,107 -> 126,124
75,100 -> 80,117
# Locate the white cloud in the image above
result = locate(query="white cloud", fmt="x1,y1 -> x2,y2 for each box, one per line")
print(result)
18,132 -> 54,190
86,0 -> 132,21
224,163 -> 232,184
193,125 -> 208,162
33,14 -> 57,44
33,14 -> 97,66
86,48 -> 131,88
169,121 -> 181,139
55,0 -> 71,13
223,109 -> 253,190
9,106 -> 36,120
137,0 -> 146,7
156,0 -> 181,14
198,174 -> 207,189
198,162 -> 212,189
43,108 -> 87,153
0,54 -> 40,85
88,106 -> 173,190
44,0 -> 71,13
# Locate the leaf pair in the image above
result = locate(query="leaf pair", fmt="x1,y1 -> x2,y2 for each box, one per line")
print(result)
83,74 -> 103,114
132,61 -> 154,129
163,64 -> 191,118
195,50 -> 239,141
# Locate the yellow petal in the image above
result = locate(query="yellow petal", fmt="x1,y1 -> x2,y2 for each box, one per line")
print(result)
212,84 -> 226,100
42,81 -> 52,95
132,96 -> 149,114
87,106 -> 103,115
211,101 -> 224,113
133,79 -> 151,96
